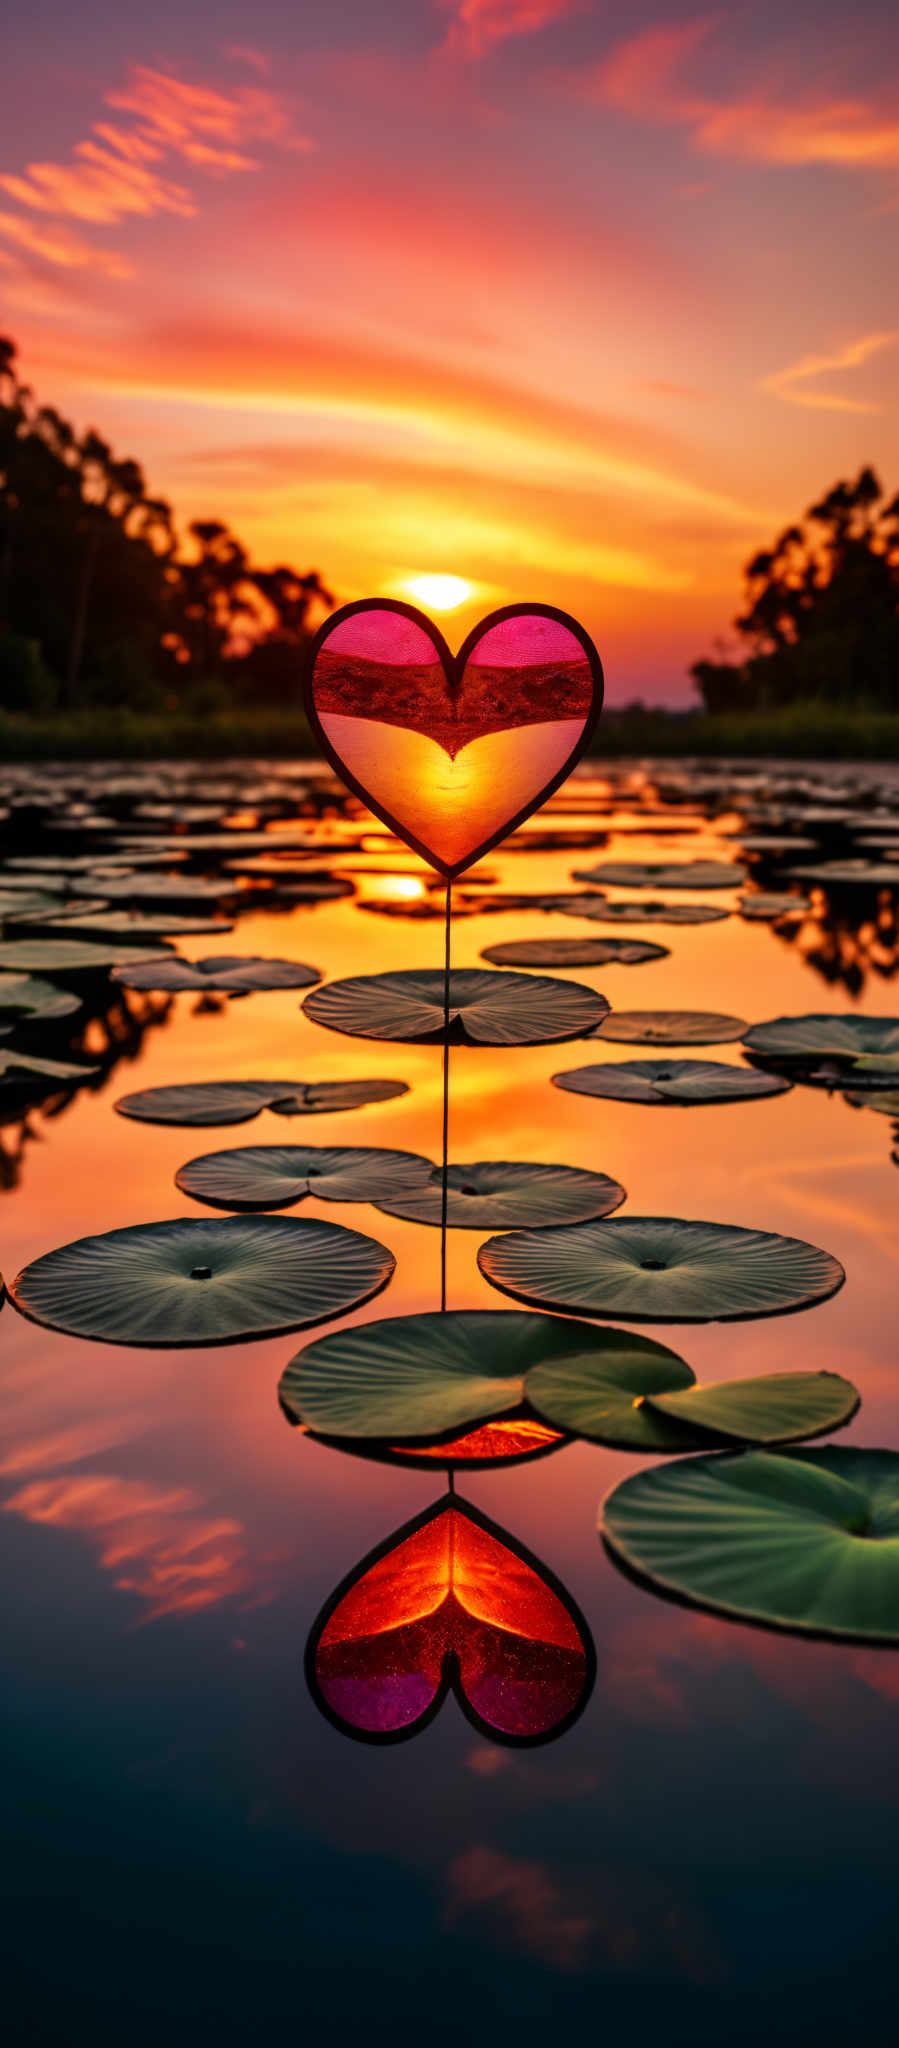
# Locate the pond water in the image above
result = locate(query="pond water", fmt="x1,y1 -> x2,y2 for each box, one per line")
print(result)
2,758 -> 899,2044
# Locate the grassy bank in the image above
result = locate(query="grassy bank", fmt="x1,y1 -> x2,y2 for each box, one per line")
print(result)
3,701 -> 899,761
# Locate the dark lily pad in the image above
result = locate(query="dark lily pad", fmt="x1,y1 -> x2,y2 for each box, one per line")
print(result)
601,1449 -> 899,1642
0,939 -> 162,973
843,1088 -> 899,1116
786,860 -> 899,887
552,1058 -> 791,1104
175,1142 -> 432,1210
572,860 -> 745,890
32,909 -> 234,939
114,1076 -> 410,1126
9,1214 -> 395,1347
591,1009 -> 747,1046
0,890 -> 68,921
70,872 -> 230,904
302,969 -> 609,1045
478,1215 -> 845,1322
480,937 -> 669,967
279,1309 -> 689,1441
111,954 -> 322,993
0,1050 -> 98,1085
0,973 -> 81,1023
743,1015 -> 899,1063
738,893 -> 811,921
375,1158 -> 625,1229
556,898 -> 730,925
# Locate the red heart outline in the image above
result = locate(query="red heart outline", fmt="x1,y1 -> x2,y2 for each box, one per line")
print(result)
305,1491 -> 595,1747
303,600 -> 604,878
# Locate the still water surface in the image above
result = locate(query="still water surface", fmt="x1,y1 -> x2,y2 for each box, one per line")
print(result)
3,765 -> 898,2042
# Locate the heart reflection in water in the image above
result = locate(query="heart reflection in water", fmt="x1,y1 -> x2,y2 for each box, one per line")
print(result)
306,1495 -> 595,1745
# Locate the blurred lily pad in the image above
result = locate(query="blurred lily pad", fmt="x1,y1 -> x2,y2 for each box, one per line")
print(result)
175,1142 -> 432,1210
0,938 -> 161,973
601,1449 -> 899,1641
302,969 -> 609,1044
552,1058 -> 791,1104
0,973 -> 81,1023
572,860 -> 745,890
374,1158 -> 625,1229
32,909 -> 234,939
743,1014 -> 899,1063
115,1077 -> 410,1126
70,872 -> 230,904
556,898 -> 730,926
843,1088 -> 899,1116
480,937 -> 669,967
478,1215 -> 845,1322
786,860 -> 899,887
111,954 -> 322,993
9,1214 -> 395,1347
591,1010 -> 747,1045
0,1050 -> 98,1085
279,1309 -> 688,1440
738,893 -> 811,921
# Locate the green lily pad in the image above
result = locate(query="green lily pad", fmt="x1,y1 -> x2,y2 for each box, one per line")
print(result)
9,1214 -> 396,1348
0,973 -> 81,1023
115,1077 -> 410,1126
572,861 -> 745,890
374,1159 -> 626,1230
278,1309 -> 689,1440
0,1050 -> 98,1085
0,890 -> 68,922
0,939 -> 161,973
738,894 -> 812,921
843,1089 -> 899,1116
478,1215 -> 845,1322
591,1010 -> 747,1046
643,1370 -> 859,1445
743,1015 -> 899,1063
111,954 -> 321,993
556,898 -> 730,926
480,938 -> 669,968
552,1059 -> 791,1104
528,1359 -> 855,1450
302,969 -> 609,1045
601,1449 -> 899,1641
175,1142 -> 432,1210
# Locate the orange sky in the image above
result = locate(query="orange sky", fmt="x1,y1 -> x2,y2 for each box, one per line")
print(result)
2,1 -> 898,699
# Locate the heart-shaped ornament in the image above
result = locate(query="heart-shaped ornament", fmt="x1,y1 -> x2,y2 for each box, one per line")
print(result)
305,601 -> 603,876
306,1494 -> 594,1744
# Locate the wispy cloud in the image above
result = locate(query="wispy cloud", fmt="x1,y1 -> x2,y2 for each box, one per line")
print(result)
4,1471 -> 255,1621
441,0 -> 576,60
0,209 -> 134,275
592,18 -> 899,172
0,56 -> 312,271
762,330 -> 899,412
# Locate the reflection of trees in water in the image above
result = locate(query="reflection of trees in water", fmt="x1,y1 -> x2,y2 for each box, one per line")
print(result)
0,988 -> 171,1191
767,887 -> 899,996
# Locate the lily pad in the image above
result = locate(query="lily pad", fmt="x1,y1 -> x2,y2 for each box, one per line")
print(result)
374,1159 -> 626,1229
642,1370 -> 859,1446
480,937 -> 669,968
70,872 -> 230,904
9,1214 -> 396,1347
738,893 -> 811,921
115,1076 -> 410,1126
111,954 -> 322,993
0,939 -> 161,973
32,909 -> 234,940
591,1010 -> 747,1046
552,1059 -> 791,1105
529,1359 -> 855,1450
0,973 -> 81,1023
556,898 -> 730,926
843,1089 -> 899,1116
601,1449 -> 899,1642
175,1142 -> 432,1210
0,1050 -> 98,1085
279,1309 -> 690,1441
572,860 -> 745,890
743,1015 -> 899,1063
786,860 -> 899,887
0,890 -> 68,922
302,969 -> 609,1045
478,1215 -> 845,1322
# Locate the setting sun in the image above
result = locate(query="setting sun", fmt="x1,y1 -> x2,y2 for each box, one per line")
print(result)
402,575 -> 473,612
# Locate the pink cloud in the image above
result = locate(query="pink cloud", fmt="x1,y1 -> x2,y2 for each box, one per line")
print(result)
442,0 -> 576,60
0,209 -> 134,276
762,330 -> 899,412
592,18 -> 899,172
4,1470 -> 255,1621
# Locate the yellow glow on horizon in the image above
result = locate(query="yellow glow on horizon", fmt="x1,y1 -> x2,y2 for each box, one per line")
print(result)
400,573 -> 473,611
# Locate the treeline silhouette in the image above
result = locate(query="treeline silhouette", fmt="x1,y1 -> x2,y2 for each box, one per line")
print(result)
693,468 -> 899,714
0,337 -> 333,714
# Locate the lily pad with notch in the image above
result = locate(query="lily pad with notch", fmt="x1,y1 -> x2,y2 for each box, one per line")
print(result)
478,1214 -> 845,1322
555,898 -> 730,926
480,937 -> 669,968
175,1141 -> 433,1211
529,1359 -> 857,1450
552,1058 -> 792,1105
9,1213 -> 396,1347
302,968 -> 609,1044
374,1158 -> 625,1229
590,1009 -> 747,1046
279,1308 -> 691,1442
0,973 -> 82,1023
115,1077 -> 410,1126
111,954 -> 322,994
572,860 -> 746,890
601,1448 -> 899,1642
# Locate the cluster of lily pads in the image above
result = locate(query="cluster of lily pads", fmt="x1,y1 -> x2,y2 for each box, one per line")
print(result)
2,756 -> 899,1656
